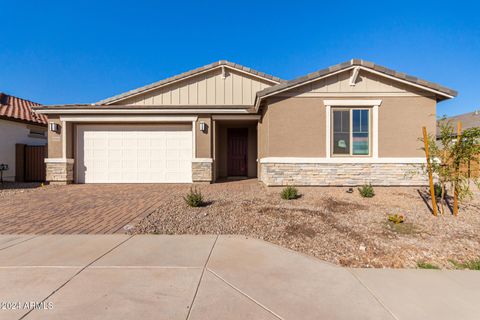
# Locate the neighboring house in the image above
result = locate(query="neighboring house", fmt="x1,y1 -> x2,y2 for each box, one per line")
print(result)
437,110 -> 480,178
0,93 -> 48,182
34,59 -> 456,186
437,110 -> 480,138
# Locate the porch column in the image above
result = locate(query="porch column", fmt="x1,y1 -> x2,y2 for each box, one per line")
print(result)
45,118 -> 74,184
192,116 -> 213,183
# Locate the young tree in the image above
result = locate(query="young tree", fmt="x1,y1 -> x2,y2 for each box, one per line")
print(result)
421,119 -> 480,215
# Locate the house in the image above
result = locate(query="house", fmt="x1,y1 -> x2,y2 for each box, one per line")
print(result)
437,110 -> 480,138
34,59 -> 456,186
0,93 -> 48,182
437,110 -> 480,178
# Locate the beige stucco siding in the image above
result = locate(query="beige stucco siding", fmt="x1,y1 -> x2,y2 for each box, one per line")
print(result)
196,115 -> 212,158
258,107 -> 268,173
379,96 -> 436,157
260,95 -> 436,158
47,115 -> 63,158
119,68 -> 274,106
261,97 -> 326,157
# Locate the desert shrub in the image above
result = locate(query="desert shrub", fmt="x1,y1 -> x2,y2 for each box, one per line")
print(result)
421,120 -> 480,215
417,261 -> 440,269
433,183 -> 443,198
358,184 -> 375,198
183,187 -> 204,207
388,214 -> 405,224
449,259 -> 480,270
281,186 -> 299,200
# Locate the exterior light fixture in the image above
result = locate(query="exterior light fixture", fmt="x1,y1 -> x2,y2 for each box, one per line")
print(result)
199,122 -> 207,133
49,122 -> 60,133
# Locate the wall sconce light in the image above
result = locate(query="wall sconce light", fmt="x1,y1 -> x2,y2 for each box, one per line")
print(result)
49,122 -> 60,133
199,121 -> 208,133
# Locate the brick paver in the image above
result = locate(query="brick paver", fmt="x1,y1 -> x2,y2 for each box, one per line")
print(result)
0,184 -> 189,234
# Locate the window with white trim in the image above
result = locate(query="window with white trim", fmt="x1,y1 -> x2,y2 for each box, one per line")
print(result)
332,108 -> 370,156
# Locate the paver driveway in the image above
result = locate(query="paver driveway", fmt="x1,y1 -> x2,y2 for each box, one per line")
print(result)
0,184 -> 190,234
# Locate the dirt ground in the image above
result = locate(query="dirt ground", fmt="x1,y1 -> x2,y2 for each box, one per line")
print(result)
133,179 -> 480,269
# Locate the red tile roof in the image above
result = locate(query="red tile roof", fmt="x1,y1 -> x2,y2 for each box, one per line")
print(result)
0,93 -> 47,126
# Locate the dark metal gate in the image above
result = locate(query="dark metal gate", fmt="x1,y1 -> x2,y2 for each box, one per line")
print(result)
15,144 -> 47,182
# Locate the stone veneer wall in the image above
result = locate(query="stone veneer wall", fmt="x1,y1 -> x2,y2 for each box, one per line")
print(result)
46,161 -> 74,184
260,162 -> 427,186
192,161 -> 212,183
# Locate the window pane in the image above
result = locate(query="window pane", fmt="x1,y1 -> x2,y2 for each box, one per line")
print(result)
351,110 -> 369,155
353,133 -> 369,155
352,109 -> 369,133
353,110 -> 360,132
333,111 -> 342,132
361,110 -> 369,132
341,111 -> 349,132
333,110 -> 350,155
334,133 -> 350,154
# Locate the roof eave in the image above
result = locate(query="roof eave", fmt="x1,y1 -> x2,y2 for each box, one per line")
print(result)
254,61 -> 457,111
0,115 -> 47,127
33,105 -> 256,115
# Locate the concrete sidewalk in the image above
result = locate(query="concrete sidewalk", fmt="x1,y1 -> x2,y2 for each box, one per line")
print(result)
0,235 -> 478,320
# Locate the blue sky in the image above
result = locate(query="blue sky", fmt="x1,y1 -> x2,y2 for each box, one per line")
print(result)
1,0 -> 478,116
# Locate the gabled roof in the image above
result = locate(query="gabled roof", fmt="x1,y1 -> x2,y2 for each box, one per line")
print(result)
0,93 -> 47,126
255,59 -> 458,108
98,60 -> 285,105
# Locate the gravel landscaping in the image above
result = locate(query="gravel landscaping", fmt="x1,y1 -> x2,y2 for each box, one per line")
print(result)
0,182 -> 46,197
133,179 -> 480,269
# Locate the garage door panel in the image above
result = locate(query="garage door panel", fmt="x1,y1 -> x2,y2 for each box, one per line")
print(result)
108,150 -> 122,160
108,138 -> 123,149
108,160 -> 122,169
77,125 -> 192,183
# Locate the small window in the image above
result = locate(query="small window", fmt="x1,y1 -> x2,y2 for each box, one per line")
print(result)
332,108 -> 370,156
29,128 -> 46,139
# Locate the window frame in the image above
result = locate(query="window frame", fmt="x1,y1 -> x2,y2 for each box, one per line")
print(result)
27,126 -> 47,140
330,107 -> 372,157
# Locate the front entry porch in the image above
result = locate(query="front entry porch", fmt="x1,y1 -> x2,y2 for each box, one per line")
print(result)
213,119 -> 258,182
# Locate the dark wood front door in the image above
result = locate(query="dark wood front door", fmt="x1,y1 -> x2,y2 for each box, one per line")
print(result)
227,128 -> 248,176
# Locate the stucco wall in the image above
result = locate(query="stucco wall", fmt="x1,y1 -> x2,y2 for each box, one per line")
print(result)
261,97 -> 326,157
378,96 -> 436,157
47,116 -> 74,159
47,115 -> 62,158
260,95 -> 436,158
0,119 -> 47,181
195,115 -> 212,158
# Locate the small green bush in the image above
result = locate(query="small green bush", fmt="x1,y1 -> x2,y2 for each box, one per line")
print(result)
449,259 -> 480,270
358,184 -> 375,198
388,214 -> 405,224
183,187 -> 204,207
281,186 -> 299,200
433,183 -> 443,198
417,261 -> 440,269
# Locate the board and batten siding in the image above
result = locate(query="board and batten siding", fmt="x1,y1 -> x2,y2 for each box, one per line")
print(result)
279,69 -> 435,97
119,68 -> 274,106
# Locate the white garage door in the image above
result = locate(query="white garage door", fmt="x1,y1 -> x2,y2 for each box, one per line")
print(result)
76,125 -> 193,183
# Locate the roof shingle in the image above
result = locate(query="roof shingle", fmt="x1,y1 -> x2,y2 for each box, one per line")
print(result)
0,93 -> 47,126
437,110 -> 480,136
256,59 -> 458,101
